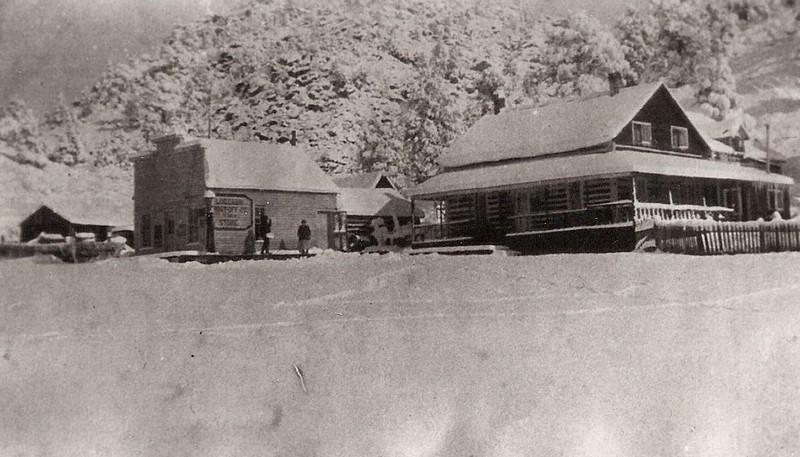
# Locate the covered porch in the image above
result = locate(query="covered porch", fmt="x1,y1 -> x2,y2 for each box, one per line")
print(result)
408,149 -> 794,253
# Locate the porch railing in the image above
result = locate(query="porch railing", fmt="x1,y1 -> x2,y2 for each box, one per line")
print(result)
415,200 -> 637,242
413,199 -> 741,244
634,201 -> 734,223
510,200 -> 635,234
413,218 -> 475,242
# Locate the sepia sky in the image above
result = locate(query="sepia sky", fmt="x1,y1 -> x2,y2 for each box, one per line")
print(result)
0,0 -> 642,114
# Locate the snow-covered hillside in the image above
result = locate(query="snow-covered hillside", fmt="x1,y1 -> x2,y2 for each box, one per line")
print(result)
1,252 -> 799,456
3,0 -> 800,239
0,155 -> 132,240
733,14 -> 800,162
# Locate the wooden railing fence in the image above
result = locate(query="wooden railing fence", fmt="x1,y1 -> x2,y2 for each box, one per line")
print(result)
634,201 -> 734,223
653,219 -> 800,254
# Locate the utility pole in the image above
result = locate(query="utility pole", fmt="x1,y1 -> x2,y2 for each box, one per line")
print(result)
765,123 -> 771,174
206,48 -> 222,139
207,81 -> 212,139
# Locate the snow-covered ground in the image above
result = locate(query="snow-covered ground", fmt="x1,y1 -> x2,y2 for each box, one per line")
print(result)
1,252 -> 800,457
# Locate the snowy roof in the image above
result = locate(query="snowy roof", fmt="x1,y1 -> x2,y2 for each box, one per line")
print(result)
185,138 -> 339,194
26,201 -> 132,227
438,82 -> 704,168
337,188 -> 421,217
685,112 -> 748,140
706,138 -> 737,156
408,149 -> 794,198
743,139 -> 788,164
332,172 -> 397,190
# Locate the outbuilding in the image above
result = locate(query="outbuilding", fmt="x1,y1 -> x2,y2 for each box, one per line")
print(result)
133,134 -> 340,255
20,203 -> 132,243
333,172 -> 419,234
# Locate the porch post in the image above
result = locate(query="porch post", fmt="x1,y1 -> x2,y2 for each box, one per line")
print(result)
437,199 -> 443,239
204,190 -> 216,253
736,183 -> 743,221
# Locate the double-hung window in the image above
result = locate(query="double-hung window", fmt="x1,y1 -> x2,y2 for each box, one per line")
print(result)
632,121 -> 652,146
671,126 -> 689,150
768,188 -> 785,211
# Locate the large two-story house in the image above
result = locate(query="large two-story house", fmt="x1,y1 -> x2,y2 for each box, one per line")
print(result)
407,82 -> 794,254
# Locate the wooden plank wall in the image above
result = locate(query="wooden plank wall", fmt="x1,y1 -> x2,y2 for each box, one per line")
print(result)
653,219 -> 800,254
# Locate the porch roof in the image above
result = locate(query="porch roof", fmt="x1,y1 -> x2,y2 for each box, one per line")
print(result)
408,149 -> 794,198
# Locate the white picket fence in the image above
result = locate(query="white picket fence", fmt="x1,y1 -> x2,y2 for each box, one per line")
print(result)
653,218 -> 800,254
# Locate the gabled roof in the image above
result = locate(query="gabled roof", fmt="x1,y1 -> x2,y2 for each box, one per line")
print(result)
439,82 -> 701,169
706,138 -> 737,156
332,172 -> 397,190
684,112 -> 744,157
408,149 -> 793,198
182,138 -> 338,194
337,188 -> 421,217
685,112 -> 749,140
24,201 -> 132,227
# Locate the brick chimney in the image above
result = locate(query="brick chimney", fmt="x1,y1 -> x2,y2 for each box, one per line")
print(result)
608,72 -> 624,96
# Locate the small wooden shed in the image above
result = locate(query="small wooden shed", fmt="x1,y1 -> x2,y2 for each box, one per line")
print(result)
333,172 -> 421,235
20,203 -> 132,243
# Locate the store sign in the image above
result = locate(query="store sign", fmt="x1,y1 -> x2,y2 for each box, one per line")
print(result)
214,195 -> 253,230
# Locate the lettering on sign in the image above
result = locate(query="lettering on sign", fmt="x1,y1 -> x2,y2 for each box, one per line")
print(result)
213,194 -> 253,230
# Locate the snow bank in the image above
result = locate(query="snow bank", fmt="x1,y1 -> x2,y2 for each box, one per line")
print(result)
1,253 -> 800,457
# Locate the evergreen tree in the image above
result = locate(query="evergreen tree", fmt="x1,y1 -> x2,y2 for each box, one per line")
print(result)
615,0 -> 738,119
50,93 -> 89,165
524,12 -> 631,102
354,44 -> 460,186
0,98 -> 48,168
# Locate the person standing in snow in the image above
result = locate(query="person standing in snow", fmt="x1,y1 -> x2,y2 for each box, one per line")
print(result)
297,220 -> 311,255
260,214 -> 272,254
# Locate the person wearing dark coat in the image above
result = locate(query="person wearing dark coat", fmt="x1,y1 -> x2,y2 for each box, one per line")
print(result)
297,220 -> 311,255
260,214 -> 272,254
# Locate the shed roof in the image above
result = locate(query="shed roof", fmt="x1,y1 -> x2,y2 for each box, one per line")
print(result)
182,138 -> 338,194
332,172 -> 397,190
408,149 -> 794,198
439,82 -> 694,168
337,188 -> 421,217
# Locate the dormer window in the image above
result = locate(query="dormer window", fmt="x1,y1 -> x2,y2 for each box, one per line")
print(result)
671,126 -> 689,150
632,121 -> 652,146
